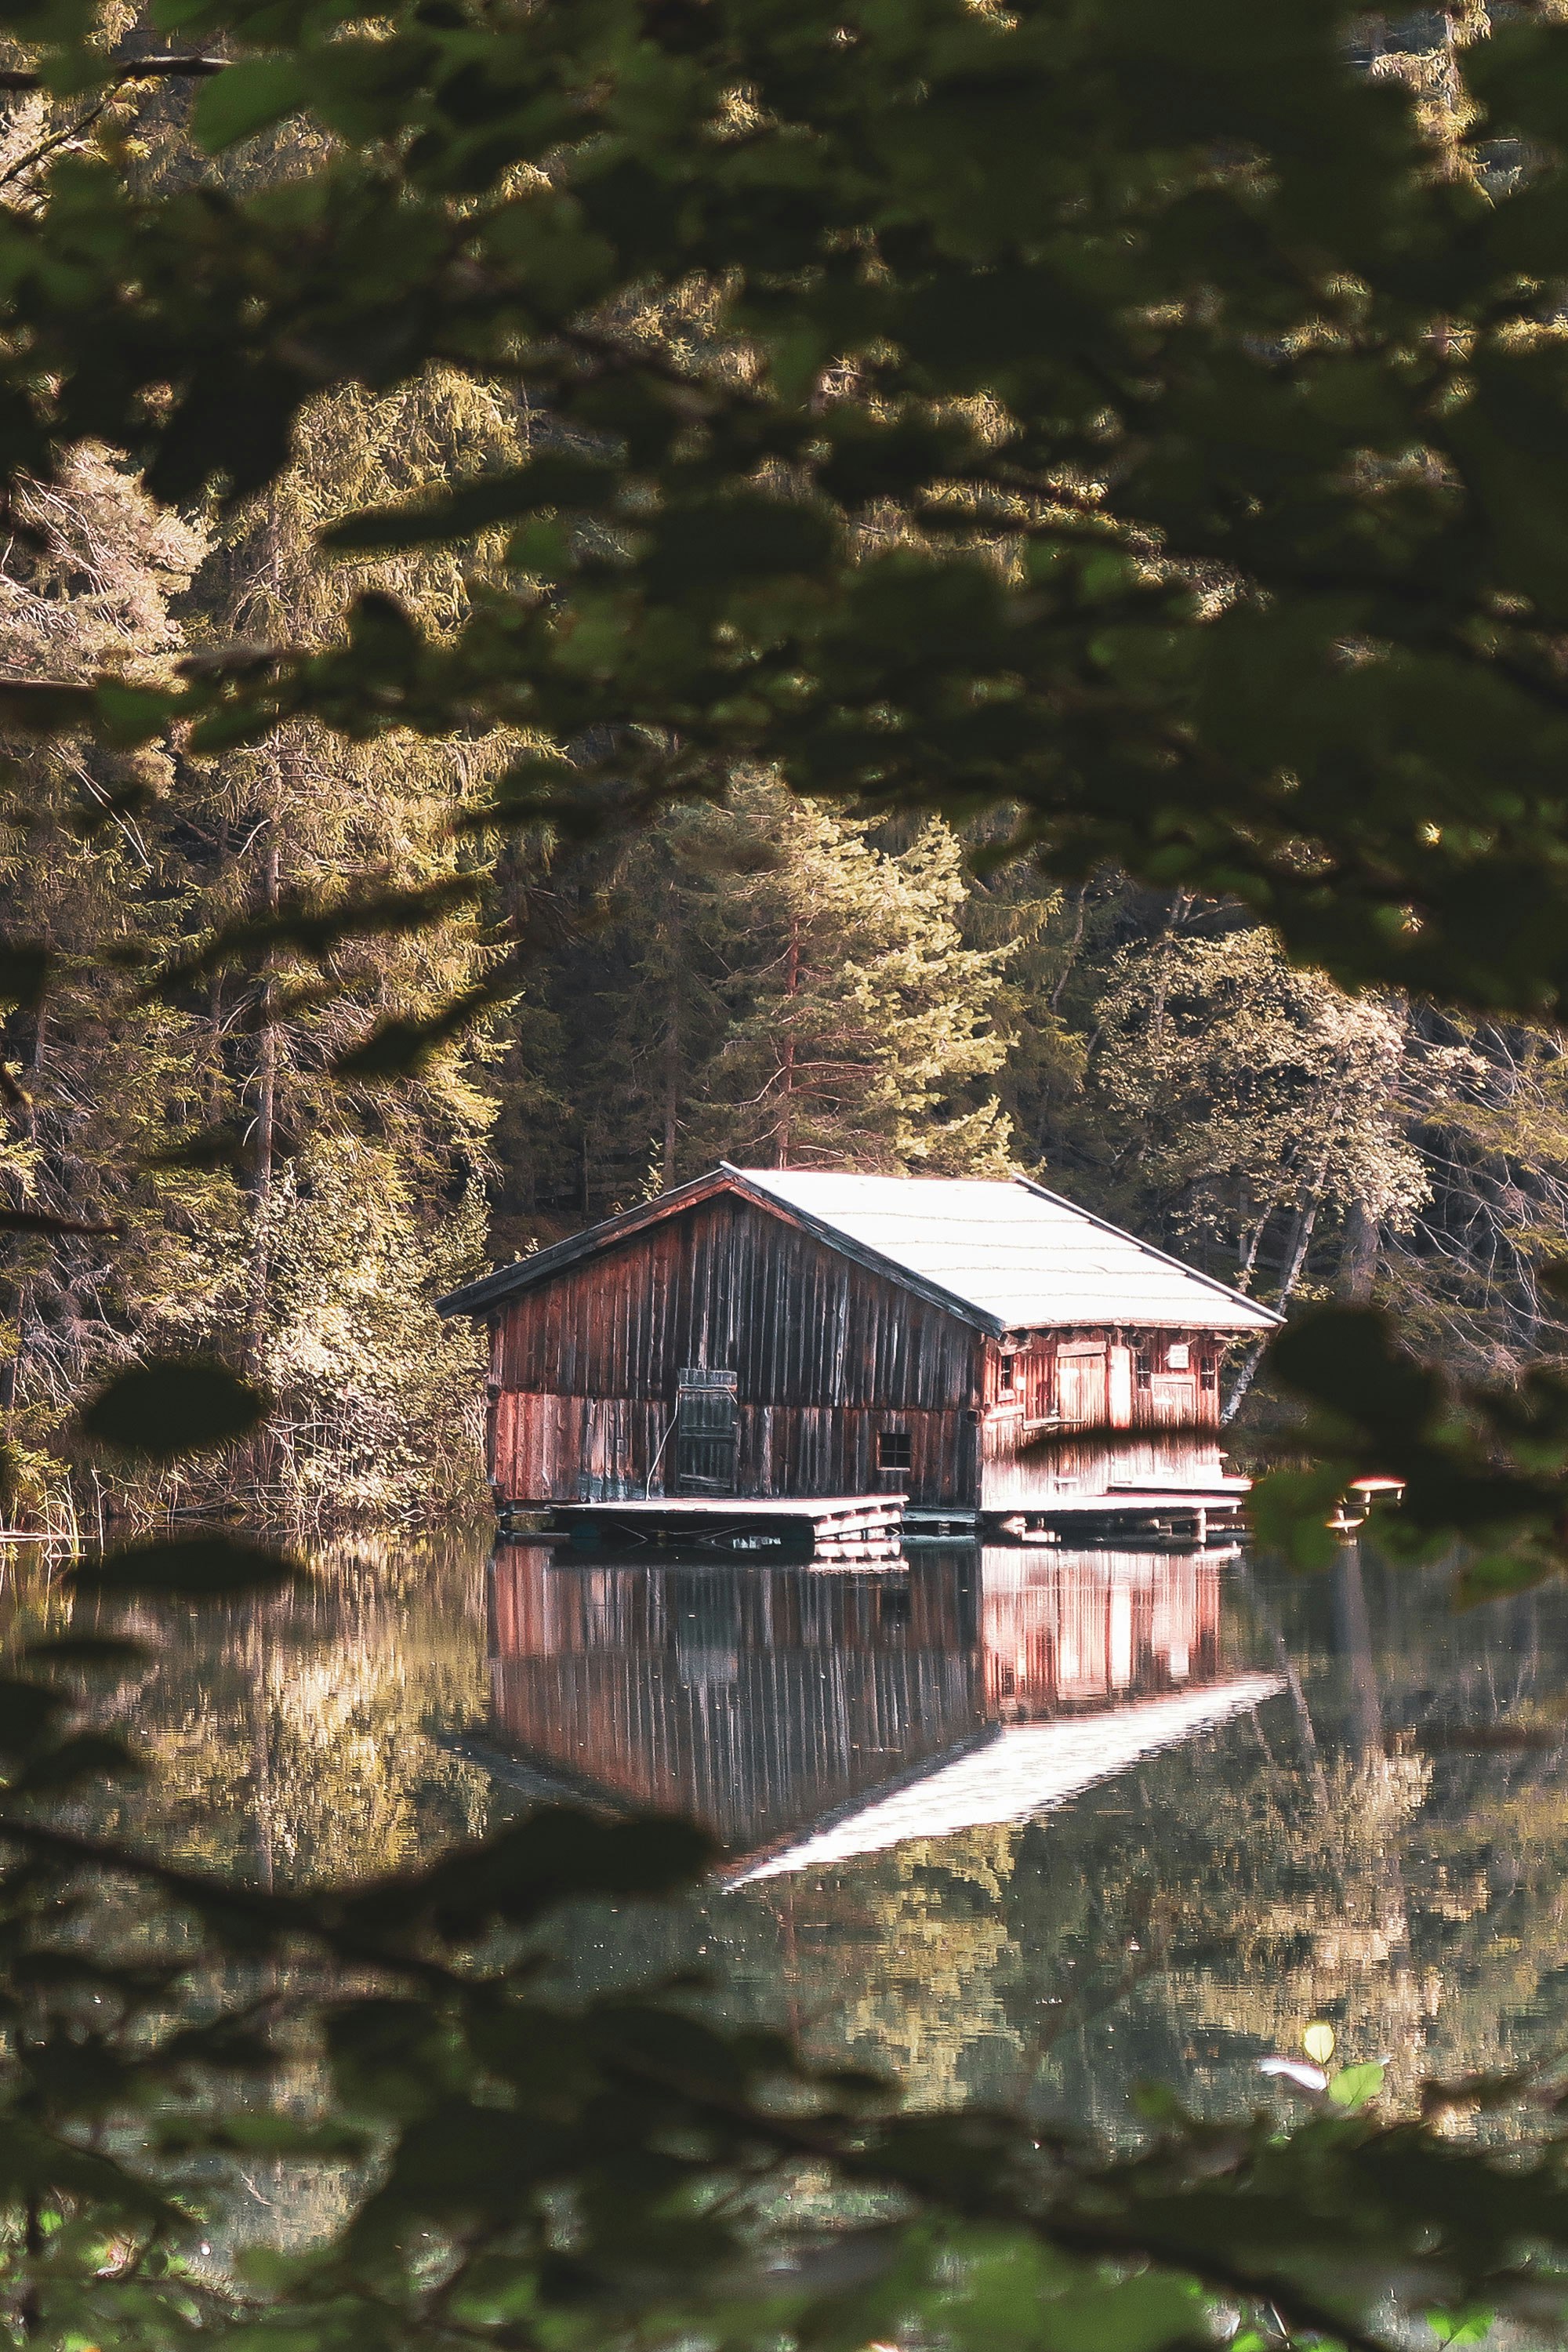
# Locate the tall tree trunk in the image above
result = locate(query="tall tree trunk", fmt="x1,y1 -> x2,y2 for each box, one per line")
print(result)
207,811 -> 230,1119
1338,1197 -> 1380,1301
1235,1203 -> 1276,1290
2,1004 -> 46,1447
1223,1189 -> 1322,1423
661,902 -> 681,1188
246,827 -> 280,1363
775,911 -> 800,1169
1276,1192 -> 1321,1303
1048,883 -> 1087,1014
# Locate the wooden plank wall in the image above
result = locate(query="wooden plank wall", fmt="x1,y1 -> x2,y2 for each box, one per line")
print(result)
489,1192 -> 981,1504
485,1192 -> 1244,1509
977,1333 -> 1230,1509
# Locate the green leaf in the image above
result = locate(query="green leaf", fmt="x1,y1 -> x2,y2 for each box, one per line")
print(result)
0,680 -> 97,731
343,1806 -> 717,1936
80,1357 -> 268,1459
1327,2061 -> 1386,2110
74,1534 -> 307,1596
1267,1306 -> 1442,1437
321,453 -> 621,550
1428,2307 -> 1496,2347
0,1207 -> 118,1236
1451,1548 -> 1554,1610
191,56 -> 308,152
641,494 -> 838,596
331,1013 -> 445,1079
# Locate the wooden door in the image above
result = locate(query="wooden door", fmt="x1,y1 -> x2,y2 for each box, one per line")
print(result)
1057,1345 -> 1108,1425
1149,1373 -> 1199,1425
675,1367 -> 739,1493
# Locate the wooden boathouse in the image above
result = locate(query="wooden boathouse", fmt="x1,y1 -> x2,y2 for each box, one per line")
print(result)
437,1166 -> 1280,1537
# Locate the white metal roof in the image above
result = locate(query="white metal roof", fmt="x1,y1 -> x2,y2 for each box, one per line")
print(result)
725,1673 -> 1285,1883
728,1170 -> 1280,1335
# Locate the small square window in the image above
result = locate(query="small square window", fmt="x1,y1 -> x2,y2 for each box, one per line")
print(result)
877,1431 -> 913,1472
998,1356 -> 1016,1392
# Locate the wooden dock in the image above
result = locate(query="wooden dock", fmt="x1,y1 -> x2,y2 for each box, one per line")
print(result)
989,1480 -> 1248,1548
543,1494 -> 906,1566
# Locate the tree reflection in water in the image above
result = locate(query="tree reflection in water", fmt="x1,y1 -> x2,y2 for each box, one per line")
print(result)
89,1531 -> 1568,2141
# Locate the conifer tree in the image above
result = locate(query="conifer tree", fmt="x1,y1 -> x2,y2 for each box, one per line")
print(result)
535,785 -> 1016,1190
164,374 -> 524,1511
0,445 -> 221,1519
694,786 -> 1015,1173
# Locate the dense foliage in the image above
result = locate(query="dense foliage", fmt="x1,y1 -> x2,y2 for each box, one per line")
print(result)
8,0 -> 1568,1014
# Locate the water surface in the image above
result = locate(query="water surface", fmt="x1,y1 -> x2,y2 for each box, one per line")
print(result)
64,1531 -> 1568,2133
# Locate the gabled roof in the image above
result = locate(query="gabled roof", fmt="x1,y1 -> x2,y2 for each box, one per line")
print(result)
739,1170 -> 1280,1334
725,1672 -> 1286,1883
437,1165 -> 1281,1335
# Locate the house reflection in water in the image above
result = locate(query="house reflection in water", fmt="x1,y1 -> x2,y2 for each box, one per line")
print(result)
488,1548 -> 983,1854
482,1545 -> 1268,1867
982,1548 -> 1222,1720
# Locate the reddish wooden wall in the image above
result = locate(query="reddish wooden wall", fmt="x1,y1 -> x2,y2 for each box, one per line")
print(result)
975,1332 -> 1229,1511
488,1192 -> 981,1506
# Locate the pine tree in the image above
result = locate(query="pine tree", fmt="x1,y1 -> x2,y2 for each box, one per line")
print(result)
167,374 -> 523,1512
0,359 -> 519,1517
483,786 -> 1020,1226
684,782 -> 1018,1173
0,445 -> 224,1521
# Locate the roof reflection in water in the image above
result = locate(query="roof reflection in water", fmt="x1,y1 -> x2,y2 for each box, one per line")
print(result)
484,1544 -> 1280,1866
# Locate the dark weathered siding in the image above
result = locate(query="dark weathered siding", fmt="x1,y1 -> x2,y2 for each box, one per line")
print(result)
488,1192 -> 981,1505
493,1192 -> 978,1407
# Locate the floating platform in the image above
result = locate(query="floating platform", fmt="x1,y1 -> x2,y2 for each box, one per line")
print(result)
544,1494 -> 906,1566
989,1482 -> 1249,1548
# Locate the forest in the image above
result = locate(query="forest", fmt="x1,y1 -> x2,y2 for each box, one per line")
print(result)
2,6 -> 1567,1535
18,647 -> 1568,1523
16,0 -> 1568,2348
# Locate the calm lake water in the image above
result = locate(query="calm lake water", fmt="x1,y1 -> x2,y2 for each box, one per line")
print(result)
57,1534 -> 1568,2134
